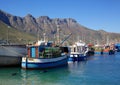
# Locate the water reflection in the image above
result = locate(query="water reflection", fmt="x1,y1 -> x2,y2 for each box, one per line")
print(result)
68,61 -> 87,76
20,66 -> 70,85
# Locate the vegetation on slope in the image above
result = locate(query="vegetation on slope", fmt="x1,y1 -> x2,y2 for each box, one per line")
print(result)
0,21 -> 36,44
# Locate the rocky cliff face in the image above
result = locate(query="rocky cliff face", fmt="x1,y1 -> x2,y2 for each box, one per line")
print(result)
0,9 -> 120,44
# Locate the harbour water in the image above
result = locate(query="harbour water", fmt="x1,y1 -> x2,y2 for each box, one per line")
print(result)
0,53 -> 120,85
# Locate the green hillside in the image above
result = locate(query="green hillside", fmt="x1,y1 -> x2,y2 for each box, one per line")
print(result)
0,21 -> 36,44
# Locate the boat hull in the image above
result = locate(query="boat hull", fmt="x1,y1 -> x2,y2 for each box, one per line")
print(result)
68,53 -> 86,61
22,55 -> 68,69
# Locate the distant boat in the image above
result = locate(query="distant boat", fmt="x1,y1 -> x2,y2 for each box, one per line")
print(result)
21,40 -> 69,69
115,43 -> 120,52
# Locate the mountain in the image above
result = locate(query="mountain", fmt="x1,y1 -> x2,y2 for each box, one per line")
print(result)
0,9 -> 120,45
0,20 -> 36,44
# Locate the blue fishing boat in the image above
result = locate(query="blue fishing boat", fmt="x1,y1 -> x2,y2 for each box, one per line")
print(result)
21,40 -> 69,69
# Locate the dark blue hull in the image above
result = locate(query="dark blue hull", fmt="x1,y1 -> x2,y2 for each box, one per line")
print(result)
22,56 -> 68,69
68,56 -> 86,61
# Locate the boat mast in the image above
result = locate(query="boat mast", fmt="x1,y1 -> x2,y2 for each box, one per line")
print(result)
37,29 -> 40,41
43,20 -> 46,42
43,32 -> 46,42
106,35 -> 109,45
57,24 -> 60,45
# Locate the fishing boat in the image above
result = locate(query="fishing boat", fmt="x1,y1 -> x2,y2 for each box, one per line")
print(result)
22,23 -> 72,69
21,40 -> 69,69
115,43 -> 120,52
68,40 -> 87,62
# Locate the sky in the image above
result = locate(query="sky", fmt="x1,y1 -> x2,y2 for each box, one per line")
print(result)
0,0 -> 120,33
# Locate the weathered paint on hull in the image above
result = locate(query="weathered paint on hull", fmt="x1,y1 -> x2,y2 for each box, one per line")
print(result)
22,56 -> 68,69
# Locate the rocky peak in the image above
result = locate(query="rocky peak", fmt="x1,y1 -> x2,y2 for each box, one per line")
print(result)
24,14 -> 36,21
0,10 -> 11,25
26,14 -> 33,17
0,10 -> 120,44
37,16 -> 51,24
38,16 -> 50,20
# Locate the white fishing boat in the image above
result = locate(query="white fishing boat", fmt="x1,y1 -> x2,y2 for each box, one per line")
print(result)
68,40 -> 87,61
